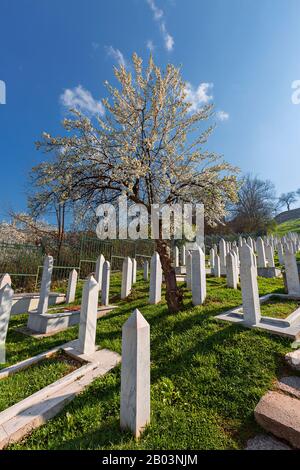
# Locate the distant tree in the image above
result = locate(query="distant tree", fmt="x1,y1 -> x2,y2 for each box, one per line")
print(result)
230,175 -> 277,233
278,191 -> 297,211
34,53 -> 239,312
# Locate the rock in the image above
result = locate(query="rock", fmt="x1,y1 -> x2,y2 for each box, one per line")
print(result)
246,434 -> 291,450
285,349 -> 300,370
254,391 -> 300,448
277,376 -> 300,399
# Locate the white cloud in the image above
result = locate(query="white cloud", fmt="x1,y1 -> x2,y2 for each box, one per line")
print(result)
147,0 -> 163,20
161,22 -> 174,52
105,46 -> 127,68
146,0 -> 174,52
216,110 -> 229,121
60,85 -> 105,116
146,39 -> 155,52
185,82 -> 214,112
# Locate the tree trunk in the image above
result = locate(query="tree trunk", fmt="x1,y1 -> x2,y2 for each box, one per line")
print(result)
155,239 -> 183,313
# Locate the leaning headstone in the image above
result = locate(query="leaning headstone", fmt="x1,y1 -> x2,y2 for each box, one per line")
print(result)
121,257 -> 133,300
219,239 -> 227,275
66,269 -> 78,304
0,274 -> 11,290
226,251 -> 238,289
95,254 -> 105,291
191,247 -> 206,306
101,261 -> 111,306
149,252 -> 162,304
214,253 -> 221,277
265,244 -> 275,268
256,237 -> 267,268
120,309 -> 150,438
78,275 -> 99,355
143,260 -> 149,281
186,251 -> 192,290
37,255 -> 54,315
132,259 -> 137,284
240,244 -> 261,326
284,246 -> 300,297
0,284 -> 14,363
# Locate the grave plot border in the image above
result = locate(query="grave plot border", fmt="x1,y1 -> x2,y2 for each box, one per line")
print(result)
215,293 -> 300,339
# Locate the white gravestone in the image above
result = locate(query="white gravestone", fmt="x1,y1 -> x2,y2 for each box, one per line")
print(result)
226,251 -> 238,289
278,242 -> 284,265
95,254 -> 105,291
219,239 -> 227,275
191,247 -> 206,306
186,251 -> 192,290
210,248 -> 215,274
101,261 -> 111,306
214,253 -> 221,277
0,274 -> 11,290
265,244 -> 275,268
132,259 -> 137,284
121,257 -> 133,300
256,237 -> 267,268
120,309 -> 150,438
180,245 -> 186,266
149,252 -> 162,304
240,244 -> 261,326
247,237 -> 254,251
78,275 -> 99,355
37,255 -> 54,315
284,246 -> 300,297
66,269 -> 78,304
0,284 -> 14,363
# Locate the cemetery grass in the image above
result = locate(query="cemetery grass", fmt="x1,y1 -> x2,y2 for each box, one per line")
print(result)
4,274 -> 296,450
0,353 -> 80,412
260,297 -> 300,319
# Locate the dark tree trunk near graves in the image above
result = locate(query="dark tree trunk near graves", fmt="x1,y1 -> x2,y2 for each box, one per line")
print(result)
155,239 -> 183,313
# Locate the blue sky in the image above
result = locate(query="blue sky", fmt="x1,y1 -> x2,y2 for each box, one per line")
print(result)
1,0 -> 300,220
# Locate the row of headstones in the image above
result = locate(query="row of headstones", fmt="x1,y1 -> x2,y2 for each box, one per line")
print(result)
121,254 -> 162,304
209,232 -> 300,274
238,242 -> 300,325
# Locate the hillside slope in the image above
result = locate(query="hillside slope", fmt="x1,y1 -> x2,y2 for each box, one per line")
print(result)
273,218 -> 300,237
275,208 -> 300,224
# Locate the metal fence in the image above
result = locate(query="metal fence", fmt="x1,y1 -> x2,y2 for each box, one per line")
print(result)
0,237 -> 155,291
0,233 -> 256,290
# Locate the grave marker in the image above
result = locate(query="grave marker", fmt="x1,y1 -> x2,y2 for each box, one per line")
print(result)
120,309 -> 150,438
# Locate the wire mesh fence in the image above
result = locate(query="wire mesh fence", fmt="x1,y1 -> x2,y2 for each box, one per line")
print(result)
0,233 -> 256,291
0,237 -> 155,291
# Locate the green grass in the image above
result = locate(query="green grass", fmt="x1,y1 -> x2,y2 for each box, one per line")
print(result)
2,273 -> 296,450
260,296 -> 300,319
0,353 -> 80,412
272,218 -> 300,237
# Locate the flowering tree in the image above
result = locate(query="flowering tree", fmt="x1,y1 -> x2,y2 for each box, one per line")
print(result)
35,54 -> 238,312
0,213 -> 53,245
